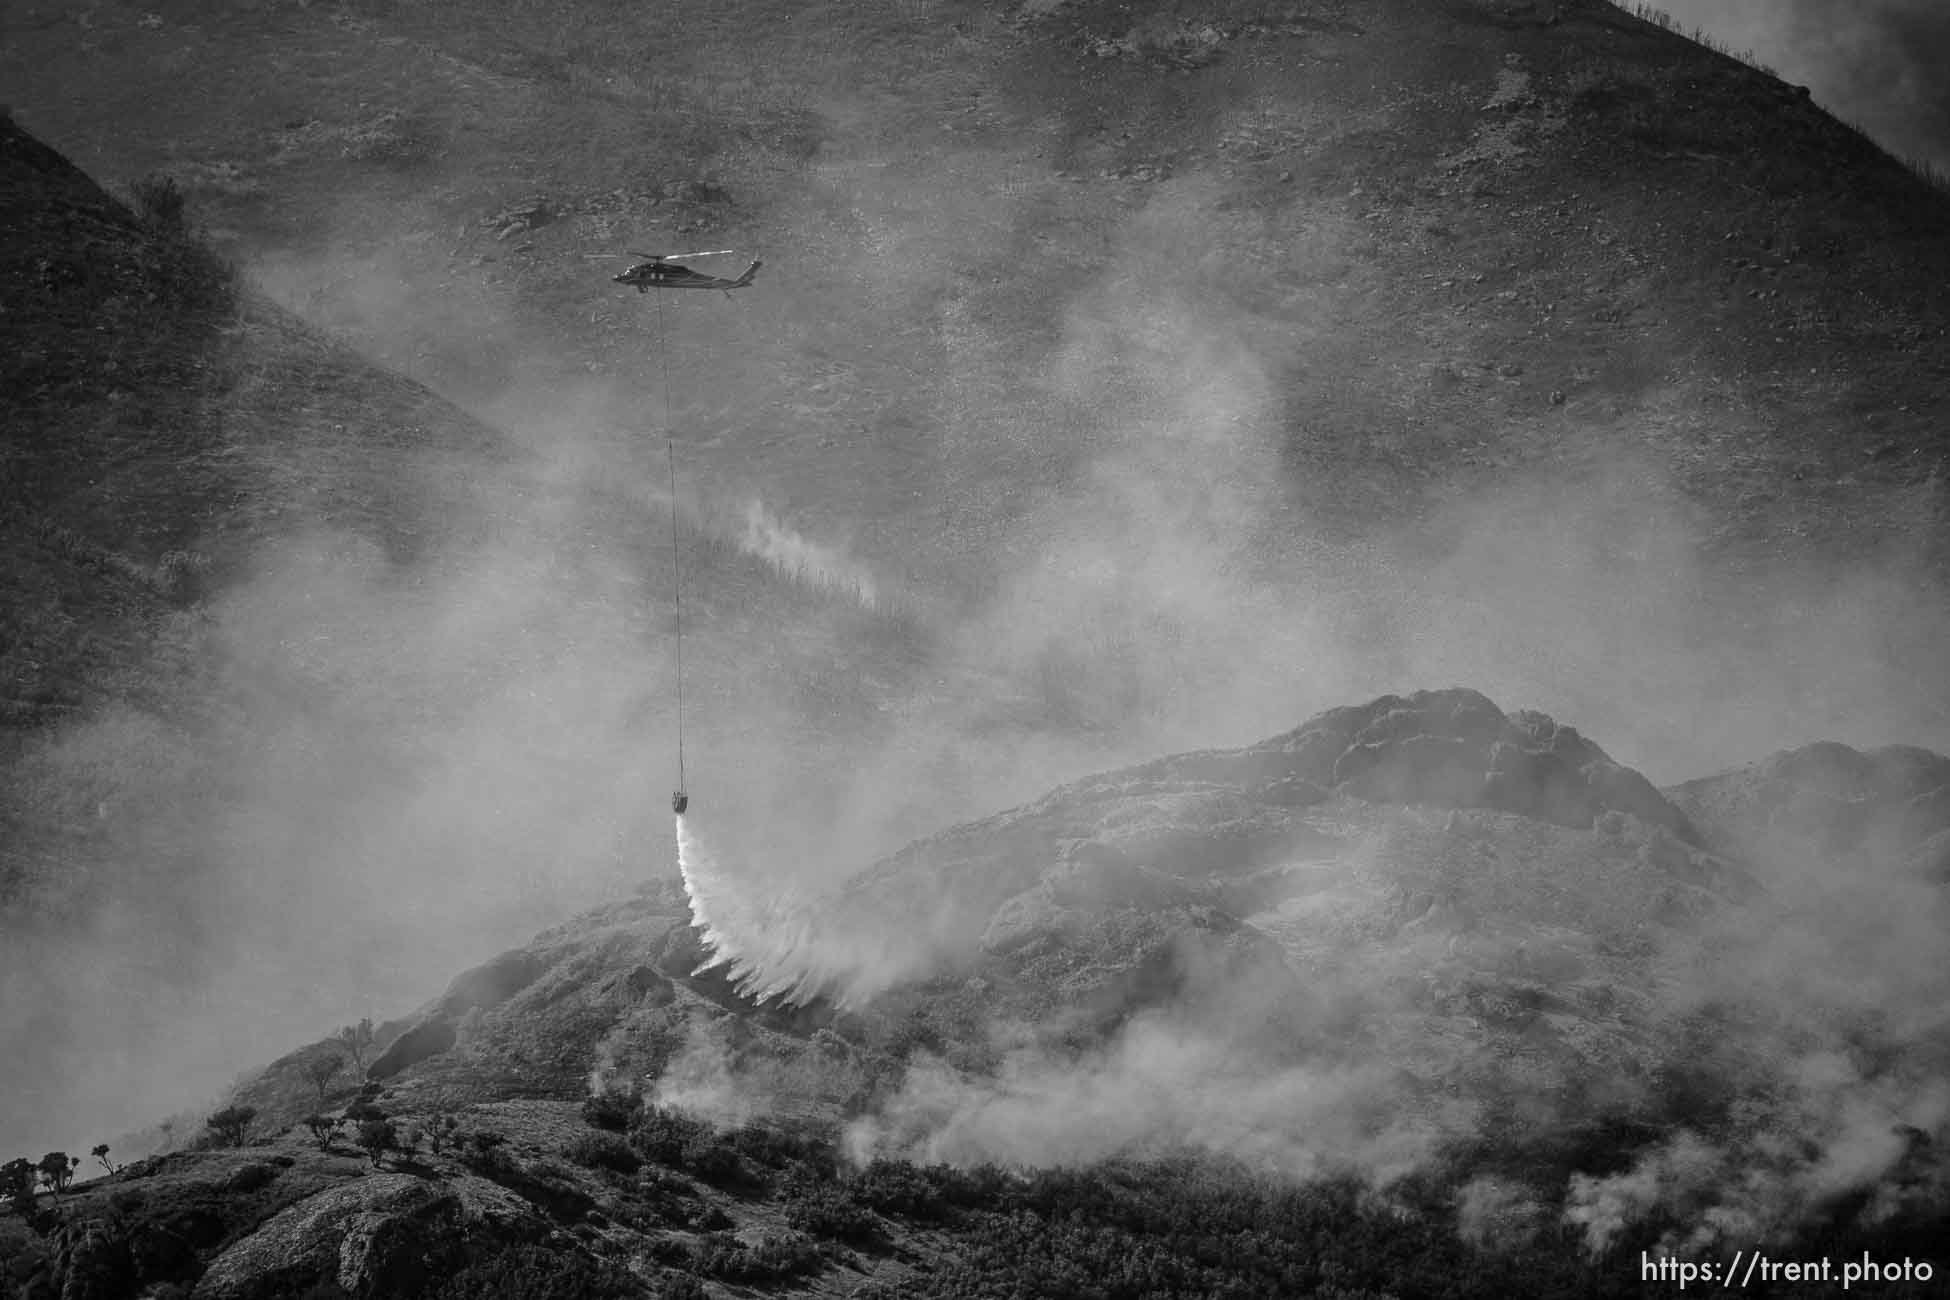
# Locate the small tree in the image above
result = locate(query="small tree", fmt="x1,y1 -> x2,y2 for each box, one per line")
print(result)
424,1113 -> 459,1155
303,1055 -> 344,1107
461,1129 -> 511,1174
304,1114 -> 339,1151
129,173 -> 187,232
355,1119 -> 397,1169
90,1144 -> 117,1175
337,1019 -> 376,1074
466,1131 -> 506,1159
344,1100 -> 387,1125
205,1105 -> 257,1148
3,1157 -> 37,1213
36,1152 -> 75,1198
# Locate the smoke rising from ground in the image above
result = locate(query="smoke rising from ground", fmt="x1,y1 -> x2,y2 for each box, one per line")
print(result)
0,499 -> 675,1154
6,2 -> 1950,1187
841,1019 -> 1468,1184
1551,791 -> 1950,1255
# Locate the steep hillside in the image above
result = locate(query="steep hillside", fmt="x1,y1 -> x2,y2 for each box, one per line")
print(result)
6,0 -> 1946,785
0,114 -> 939,1161
6,0 -> 1950,1289
6,0 -> 1945,572
1670,740 -> 1950,879
5,690 -> 1944,1298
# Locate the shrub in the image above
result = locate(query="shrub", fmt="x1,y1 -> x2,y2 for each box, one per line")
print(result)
129,173 -> 186,231
337,1020 -> 376,1074
3,1157 -> 36,1211
656,1275 -> 708,1300
581,1090 -> 641,1132
847,1158 -> 949,1220
690,1229 -> 824,1283
729,1122 -> 838,1175
678,1134 -> 744,1185
627,1106 -> 711,1165
226,1163 -> 279,1193
467,1129 -> 505,1152
423,1113 -> 459,1155
564,1133 -> 641,1175
784,1183 -> 883,1246
355,1119 -> 397,1167
303,1055 -> 344,1107
427,1242 -> 639,1300
205,1106 -> 257,1148
36,1152 -> 75,1197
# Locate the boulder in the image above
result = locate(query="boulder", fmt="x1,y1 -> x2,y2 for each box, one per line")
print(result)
190,1173 -> 544,1300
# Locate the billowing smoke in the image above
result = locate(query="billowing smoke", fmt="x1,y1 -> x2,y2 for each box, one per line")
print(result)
841,1017 -> 1471,1183
7,0 -> 1950,1191
649,1019 -> 760,1129
1563,1074 -> 1948,1256
1457,1176 -> 1549,1253
1553,820 -> 1950,1255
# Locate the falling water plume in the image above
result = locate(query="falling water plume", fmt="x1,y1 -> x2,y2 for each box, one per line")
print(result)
674,815 -> 872,1008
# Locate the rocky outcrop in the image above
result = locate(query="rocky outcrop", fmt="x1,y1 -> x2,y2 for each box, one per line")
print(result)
50,1217 -> 137,1300
1666,741 -> 1950,870
1100,688 -> 1698,843
819,689 -> 1710,995
190,1173 -> 547,1300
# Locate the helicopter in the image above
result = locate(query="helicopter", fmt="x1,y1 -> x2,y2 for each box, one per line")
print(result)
611,249 -> 762,296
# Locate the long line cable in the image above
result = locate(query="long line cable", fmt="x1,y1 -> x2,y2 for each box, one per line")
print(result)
660,291 -> 685,798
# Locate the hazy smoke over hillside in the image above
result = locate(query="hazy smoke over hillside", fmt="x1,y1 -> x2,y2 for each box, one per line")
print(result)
1646,0 -> 1950,170
843,1022 -> 1456,1182
6,0 -> 1950,1181
1554,802 -> 1950,1254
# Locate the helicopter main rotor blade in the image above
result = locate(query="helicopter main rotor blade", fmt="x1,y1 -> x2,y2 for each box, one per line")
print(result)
628,249 -> 738,261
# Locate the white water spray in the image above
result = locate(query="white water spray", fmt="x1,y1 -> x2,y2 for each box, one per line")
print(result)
739,498 -> 881,611
674,815 -> 868,1008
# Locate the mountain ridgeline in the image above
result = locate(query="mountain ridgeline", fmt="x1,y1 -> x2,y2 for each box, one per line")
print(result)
7,689 -> 1947,1298
4,0 -> 1950,1294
